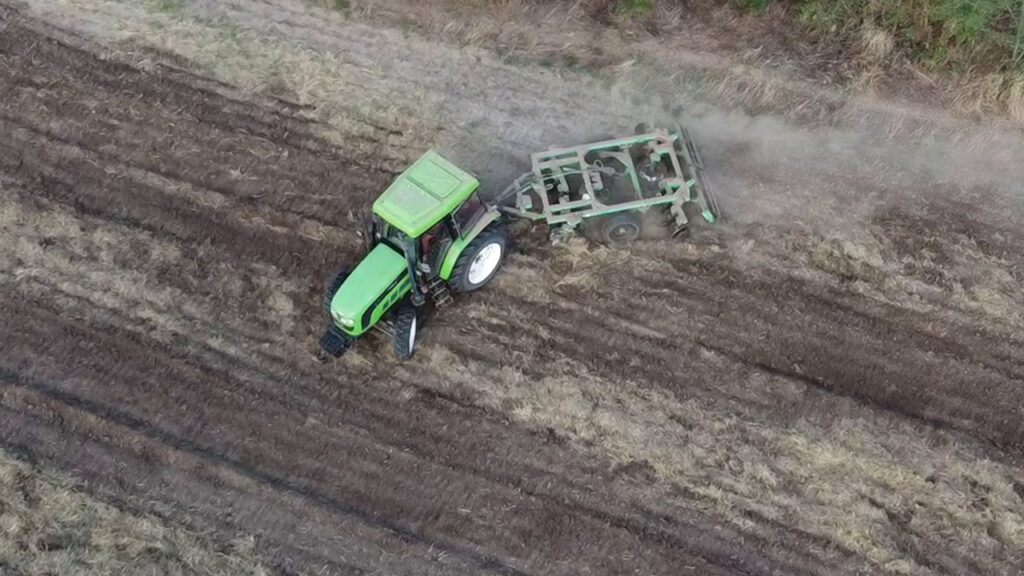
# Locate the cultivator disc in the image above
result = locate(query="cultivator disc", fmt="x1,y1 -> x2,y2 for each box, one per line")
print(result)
671,124 -> 722,235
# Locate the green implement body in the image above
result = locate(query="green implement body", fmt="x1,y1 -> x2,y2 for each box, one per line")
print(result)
329,243 -> 411,337
373,151 -> 480,237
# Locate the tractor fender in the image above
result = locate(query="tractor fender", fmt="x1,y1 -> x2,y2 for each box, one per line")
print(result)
439,210 -> 502,281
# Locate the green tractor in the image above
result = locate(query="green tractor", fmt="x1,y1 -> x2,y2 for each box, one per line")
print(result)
319,151 -> 508,360
319,123 -> 720,360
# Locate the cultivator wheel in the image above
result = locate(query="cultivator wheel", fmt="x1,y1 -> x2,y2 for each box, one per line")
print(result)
589,212 -> 643,245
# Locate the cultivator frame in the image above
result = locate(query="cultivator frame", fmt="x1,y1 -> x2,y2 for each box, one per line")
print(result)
491,123 -> 721,242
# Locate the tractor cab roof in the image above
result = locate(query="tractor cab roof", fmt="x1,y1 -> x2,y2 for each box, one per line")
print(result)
372,150 -> 479,238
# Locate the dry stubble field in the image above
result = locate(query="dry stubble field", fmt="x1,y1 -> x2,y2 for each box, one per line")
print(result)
2,1 -> 1024,575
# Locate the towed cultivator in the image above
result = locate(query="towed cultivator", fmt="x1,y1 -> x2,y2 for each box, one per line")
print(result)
492,123 -> 720,243
319,123 -> 721,360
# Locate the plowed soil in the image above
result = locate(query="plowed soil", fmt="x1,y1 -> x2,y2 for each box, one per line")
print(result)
3,2 -> 1024,576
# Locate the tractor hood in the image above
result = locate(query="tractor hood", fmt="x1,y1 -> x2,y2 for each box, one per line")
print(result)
330,243 -> 410,336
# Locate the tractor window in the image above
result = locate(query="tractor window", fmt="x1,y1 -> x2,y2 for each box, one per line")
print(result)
420,220 -> 448,255
453,192 -> 485,235
421,219 -> 452,274
378,222 -> 405,255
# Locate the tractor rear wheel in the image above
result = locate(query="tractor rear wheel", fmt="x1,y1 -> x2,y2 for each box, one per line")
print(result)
325,268 -> 350,314
392,302 -> 418,360
449,224 -> 507,293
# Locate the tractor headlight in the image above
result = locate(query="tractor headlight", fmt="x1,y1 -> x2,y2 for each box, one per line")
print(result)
332,310 -> 355,329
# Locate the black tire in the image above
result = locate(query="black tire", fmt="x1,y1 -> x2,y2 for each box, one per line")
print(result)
392,302 -> 418,360
449,224 -> 507,294
362,216 -> 378,255
325,268 -> 350,314
596,211 -> 643,245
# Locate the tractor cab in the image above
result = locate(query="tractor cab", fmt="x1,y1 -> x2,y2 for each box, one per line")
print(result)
366,151 -> 489,277
372,150 -> 483,243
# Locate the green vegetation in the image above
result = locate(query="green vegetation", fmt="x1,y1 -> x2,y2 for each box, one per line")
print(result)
805,0 -> 1024,71
726,0 -> 1024,119
746,0 -> 1024,74
614,0 -> 654,18
153,0 -> 182,13
734,0 -> 773,11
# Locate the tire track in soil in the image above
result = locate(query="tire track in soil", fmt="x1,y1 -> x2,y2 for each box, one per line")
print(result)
474,244 -> 1024,454
429,276 -> 1024,574
610,263 -> 1024,451
0,291 -> 771,576
14,282 -> 825,576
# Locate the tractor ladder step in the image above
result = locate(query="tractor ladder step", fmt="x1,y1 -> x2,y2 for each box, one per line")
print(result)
426,277 -> 454,309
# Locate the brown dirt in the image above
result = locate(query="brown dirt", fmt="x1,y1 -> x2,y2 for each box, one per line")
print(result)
2,2 -> 1024,576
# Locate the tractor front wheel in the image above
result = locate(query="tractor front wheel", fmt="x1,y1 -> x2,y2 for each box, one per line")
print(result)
449,224 -> 507,293
392,302 -> 418,360
325,268 -> 350,314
